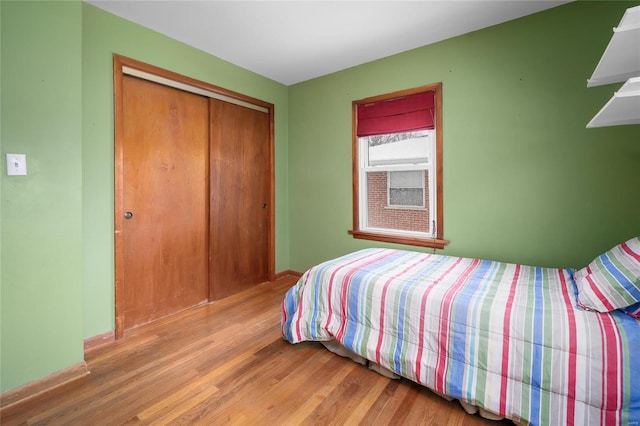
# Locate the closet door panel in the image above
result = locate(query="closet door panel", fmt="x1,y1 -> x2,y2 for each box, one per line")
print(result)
209,99 -> 270,299
121,76 -> 210,330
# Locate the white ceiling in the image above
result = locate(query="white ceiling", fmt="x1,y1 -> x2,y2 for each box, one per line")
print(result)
86,0 -> 570,86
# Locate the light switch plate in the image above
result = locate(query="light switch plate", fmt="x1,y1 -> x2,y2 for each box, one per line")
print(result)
6,153 -> 27,176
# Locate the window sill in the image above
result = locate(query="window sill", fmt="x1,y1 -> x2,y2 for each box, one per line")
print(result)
348,230 -> 449,249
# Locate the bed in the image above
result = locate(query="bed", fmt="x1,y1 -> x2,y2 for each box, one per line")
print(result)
281,238 -> 640,426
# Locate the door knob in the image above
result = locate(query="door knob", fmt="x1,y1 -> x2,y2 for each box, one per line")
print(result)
124,211 -> 134,220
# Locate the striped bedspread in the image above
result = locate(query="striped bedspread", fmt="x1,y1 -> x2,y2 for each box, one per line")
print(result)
281,248 -> 640,426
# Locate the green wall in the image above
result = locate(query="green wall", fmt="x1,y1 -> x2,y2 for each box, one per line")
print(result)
288,1 -> 640,272
1,1 -> 84,392
1,1 -> 289,392
81,3 -> 290,341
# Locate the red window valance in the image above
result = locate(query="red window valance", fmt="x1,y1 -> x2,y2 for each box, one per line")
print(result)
356,91 -> 435,137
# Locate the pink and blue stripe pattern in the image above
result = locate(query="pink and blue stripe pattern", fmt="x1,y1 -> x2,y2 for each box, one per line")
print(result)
281,248 -> 640,426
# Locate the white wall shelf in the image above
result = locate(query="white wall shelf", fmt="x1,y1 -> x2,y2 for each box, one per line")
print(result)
587,6 -> 640,128
587,77 -> 640,128
587,6 -> 640,87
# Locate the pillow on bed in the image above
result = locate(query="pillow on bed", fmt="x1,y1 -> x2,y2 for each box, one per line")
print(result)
621,302 -> 640,319
574,237 -> 640,313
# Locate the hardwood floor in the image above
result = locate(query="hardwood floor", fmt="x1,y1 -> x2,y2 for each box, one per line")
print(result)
1,276 -> 510,425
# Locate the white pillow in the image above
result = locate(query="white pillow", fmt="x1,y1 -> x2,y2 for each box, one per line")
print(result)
574,237 -> 640,312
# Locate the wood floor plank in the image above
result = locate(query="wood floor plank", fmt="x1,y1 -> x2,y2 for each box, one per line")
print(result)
136,378 -> 221,424
300,361 -> 382,425
254,352 -> 353,425
342,372 -> 394,424
1,276 -> 509,426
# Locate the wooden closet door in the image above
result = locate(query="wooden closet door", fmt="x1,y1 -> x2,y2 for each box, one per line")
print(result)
121,75 -> 209,331
209,99 -> 270,299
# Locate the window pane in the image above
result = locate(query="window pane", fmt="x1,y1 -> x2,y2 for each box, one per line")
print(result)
389,188 -> 423,206
366,131 -> 430,167
389,170 -> 423,188
366,171 -> 430,233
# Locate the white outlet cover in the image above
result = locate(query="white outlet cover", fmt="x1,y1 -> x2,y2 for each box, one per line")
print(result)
6,153 -> 27,176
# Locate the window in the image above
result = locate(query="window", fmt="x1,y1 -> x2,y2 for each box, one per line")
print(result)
349,83 -> 447,249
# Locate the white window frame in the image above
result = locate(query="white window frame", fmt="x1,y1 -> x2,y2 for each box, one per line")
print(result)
358,132 -> 436,238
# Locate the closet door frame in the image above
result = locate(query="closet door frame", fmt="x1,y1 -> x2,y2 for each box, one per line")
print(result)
113,54 -> 275,339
